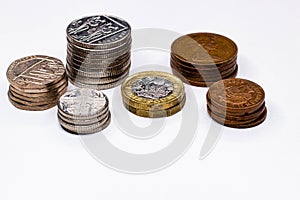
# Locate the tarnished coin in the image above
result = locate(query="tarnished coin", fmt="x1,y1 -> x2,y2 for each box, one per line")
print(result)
171,33 -> 238,65
67,15 -> 131,49
121,71 -> 186,117
208,78 -> 265,114
7,55 -> 66,89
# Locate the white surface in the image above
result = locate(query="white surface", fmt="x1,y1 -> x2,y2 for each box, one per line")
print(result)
0,0 -> 300,199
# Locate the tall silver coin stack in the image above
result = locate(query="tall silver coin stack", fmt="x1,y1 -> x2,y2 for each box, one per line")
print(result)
66,15 -> 131,90
57,89 -> 111,135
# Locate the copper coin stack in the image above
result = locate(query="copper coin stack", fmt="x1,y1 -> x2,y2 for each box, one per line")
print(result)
57,88 -> 111,134
171,32 -> 238,87
206,78 -> 267,128
66,15 -> 131,90
6,55 -> 68,111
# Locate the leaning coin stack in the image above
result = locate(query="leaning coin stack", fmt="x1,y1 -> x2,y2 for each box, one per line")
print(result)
6,55 -> 68,111
121,71 -> 186,118
66,15 -> 131,90
207,78 -> 267,128
171,32 -> 238,87
57,89 -> 111,134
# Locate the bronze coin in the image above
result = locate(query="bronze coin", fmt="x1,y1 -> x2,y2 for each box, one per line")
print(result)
8,95 -> 58,111
171,33 -> 238,66
9,85 -> 67,103
172,66 -> 238,87
207,102 -> 266,121
11,75 -> 68,93
207,78 -> 265,114
7,55 -> 66,90
171,53 -> 237,71
171,62 -> 237,80
207,106 -> 267,129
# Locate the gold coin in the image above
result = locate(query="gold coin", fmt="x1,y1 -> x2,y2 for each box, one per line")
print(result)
121,71 -> 185,111
124,95 -> 186,118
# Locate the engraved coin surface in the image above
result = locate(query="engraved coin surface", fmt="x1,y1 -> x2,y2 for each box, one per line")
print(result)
67,15 -> 131,47
131,76 -> 174,99
121,71 -> 186,117
7,55 -> 66,89
58,89 -> 108,117
208,78 -> 265,112
171,32 -> 238,65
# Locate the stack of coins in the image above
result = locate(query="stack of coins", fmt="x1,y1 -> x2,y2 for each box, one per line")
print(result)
171,32 -> 238,87
57,88 -> 111,134
66,15 -> 131,90
207,78 -> 267,128
121,71 -> 186,118
6,55 -> 68,111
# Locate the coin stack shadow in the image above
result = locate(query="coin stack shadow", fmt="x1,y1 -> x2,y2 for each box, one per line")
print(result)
121,71 -> 186,118
206,78 -> 267,128
57,89 -> 111,134
66,15 -> 132,90
6,55 -> 68,111
171,33 -> 238,87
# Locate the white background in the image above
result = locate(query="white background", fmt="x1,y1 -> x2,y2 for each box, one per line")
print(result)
0,0 -> 300,199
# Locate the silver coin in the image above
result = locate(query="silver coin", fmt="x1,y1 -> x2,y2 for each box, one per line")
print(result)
58,112 -> 111,135
67,15 -> 131,49
58,108 -> 109,125
66,61 -> 131,77
69,74 -> 127,90
67,38 -> 131,54
58,88 -> 108,117
67,67 -> 130,85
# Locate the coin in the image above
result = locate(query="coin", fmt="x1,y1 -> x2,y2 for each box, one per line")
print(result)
67,15 -> 131,49
170,33 -> 238,87
121,71 -> 185,111
7,55 -> 66,89
206,78 -> 267,128
57,88 -> 111,134
208,78 -> 265,114
124,95 -> 186,118
171,33 -> 238,65
66,15 -> 132,89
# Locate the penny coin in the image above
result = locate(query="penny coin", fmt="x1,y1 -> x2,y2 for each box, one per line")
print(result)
208,78 -> 265,114
7,55 -> 66,90
171,33 -> 238,66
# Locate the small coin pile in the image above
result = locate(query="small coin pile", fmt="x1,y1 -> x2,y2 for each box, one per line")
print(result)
57,89 -> 111,134
121,71 -> 186,118
66,15 -> 132,90
207,78 -> 267,128
171,32 -> 238,87
6,55 -> 68,111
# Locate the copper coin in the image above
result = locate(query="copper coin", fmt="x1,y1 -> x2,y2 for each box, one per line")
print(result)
171,33 -> 238,66
7,55 -> 66,90
207,106 -> 267,129
172,66 -> 238,87
207,78 -> 265,114
8,95 -> 58,111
